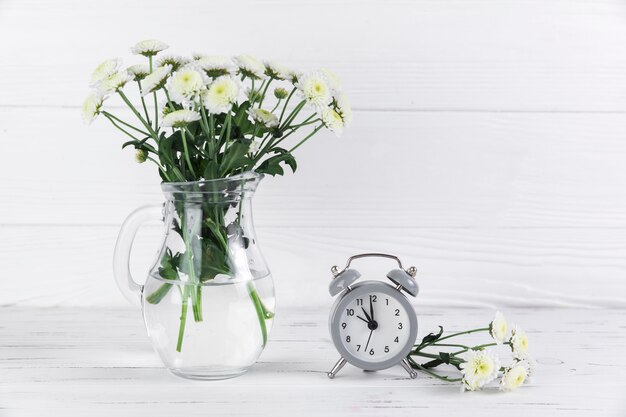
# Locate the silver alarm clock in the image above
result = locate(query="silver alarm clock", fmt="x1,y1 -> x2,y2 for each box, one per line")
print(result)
327,253 -> 419,379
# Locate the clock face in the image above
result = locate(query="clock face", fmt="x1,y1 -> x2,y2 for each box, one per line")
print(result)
330,282 -> 417,369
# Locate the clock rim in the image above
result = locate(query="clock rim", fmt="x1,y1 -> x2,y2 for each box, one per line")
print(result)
329,280 -> 418,371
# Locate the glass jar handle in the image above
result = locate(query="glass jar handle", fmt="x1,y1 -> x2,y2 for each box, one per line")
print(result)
113,205 -> 164,305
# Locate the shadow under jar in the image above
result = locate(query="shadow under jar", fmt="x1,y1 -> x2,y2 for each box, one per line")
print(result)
114,172 -> 275,380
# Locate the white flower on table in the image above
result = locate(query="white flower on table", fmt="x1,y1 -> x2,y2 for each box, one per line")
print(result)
233,54 -> 267,80
460,349 -> 500,391
141,65 -> 173,96
127,64 -> 149,81
510,326 -> 530,359
334,94 -> 352,126
81,92 -> 105,124
97,71 -> 132,95
500,363 -> 527,391
202,76 -> 240,114
489,311 -> 508,344
90,58 -> 121,86
167,68 -> 206,104
161,109 -> 201,128
131,39 -> 169,57
248,108 -> 279,128
197,56 -> 234,78
296,72 -> 332,108
321,107 -> 345,137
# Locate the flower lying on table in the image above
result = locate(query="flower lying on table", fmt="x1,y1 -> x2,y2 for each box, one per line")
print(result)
408,311 -> 534,392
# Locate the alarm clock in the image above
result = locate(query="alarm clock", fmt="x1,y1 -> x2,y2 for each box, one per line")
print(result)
327,253 -> 419,379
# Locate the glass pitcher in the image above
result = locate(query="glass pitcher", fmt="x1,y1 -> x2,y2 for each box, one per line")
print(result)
113,172 -> 275,380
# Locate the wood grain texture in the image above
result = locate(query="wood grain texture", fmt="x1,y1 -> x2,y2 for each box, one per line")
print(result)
1,225 -> 624,308
0,306 -> 625,416
1,108 -> 625,228
1,0 -> 626,110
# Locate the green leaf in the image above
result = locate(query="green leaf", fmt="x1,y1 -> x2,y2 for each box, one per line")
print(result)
219,141 -> 252,176
420,326 -> 444,345
256,148 -> 297,176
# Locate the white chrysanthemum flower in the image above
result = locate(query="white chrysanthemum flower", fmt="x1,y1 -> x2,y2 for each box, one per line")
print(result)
287,69 -> 301,84
141,65 -> 172,96
81,92 -> 105,124
97,71 -> 132,94
202,76 -> 239,114
233,54 -> 267,80
321,107 -> 344,137
130,39 -> 169,57
90,58 -> 122,86
161,109 -> 201,128
127,64 -> 150,81
264,60 -> 289,80
296,72 -> 332,107
320,68 -> 341,92
156,55 -> 190,71
197,56 -> 234,78
510,326 -> 530,359
460,350 -> 500,391
334,94 -> 352,126
500,364 -> 527,391
248,108 -> 278,128
167,68 -> 206,104
489,311 -> 508,344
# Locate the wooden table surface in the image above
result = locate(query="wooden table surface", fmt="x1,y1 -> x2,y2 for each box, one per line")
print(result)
1,306 -> 624,416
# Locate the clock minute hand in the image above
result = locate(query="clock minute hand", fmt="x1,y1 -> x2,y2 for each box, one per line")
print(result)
369,297 -> 375,322
361,307 -> 372,323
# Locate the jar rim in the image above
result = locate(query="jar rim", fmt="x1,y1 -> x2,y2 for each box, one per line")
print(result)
161,171 -> 262,188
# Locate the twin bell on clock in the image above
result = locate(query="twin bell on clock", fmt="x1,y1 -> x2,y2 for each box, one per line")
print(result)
327,253 -> 419,379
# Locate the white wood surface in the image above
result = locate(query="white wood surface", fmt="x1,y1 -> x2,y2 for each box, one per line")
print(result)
0,306 -> 625,416
0,0 -> 625,308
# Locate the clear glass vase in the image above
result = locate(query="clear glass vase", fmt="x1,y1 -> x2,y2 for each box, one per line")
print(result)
113,172 -> 275,380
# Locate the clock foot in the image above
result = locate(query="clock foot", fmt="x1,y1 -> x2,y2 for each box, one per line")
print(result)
401,358 -> 418,379
327,357 -> 347,379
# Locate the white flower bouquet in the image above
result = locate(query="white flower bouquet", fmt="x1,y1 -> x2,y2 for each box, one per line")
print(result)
84,40 -> 351,353
409,311 -> 534,391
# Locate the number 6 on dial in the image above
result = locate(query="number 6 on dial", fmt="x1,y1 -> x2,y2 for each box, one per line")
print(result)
327,253 -> 419,379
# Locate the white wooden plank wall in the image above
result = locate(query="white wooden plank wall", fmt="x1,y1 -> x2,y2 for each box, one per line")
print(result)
0,0 -> 625,307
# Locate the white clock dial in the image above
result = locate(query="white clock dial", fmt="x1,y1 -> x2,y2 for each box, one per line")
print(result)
338,292 -> 411,363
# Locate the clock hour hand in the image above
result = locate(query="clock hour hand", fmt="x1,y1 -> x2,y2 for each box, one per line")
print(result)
361,307 -> 372,323
356,315 -> 369,324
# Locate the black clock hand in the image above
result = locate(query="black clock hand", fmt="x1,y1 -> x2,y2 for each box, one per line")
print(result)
364,329 -> 373,352
356,315 -> 369,324
369,296 -> 375,322
361,307 -> 372,323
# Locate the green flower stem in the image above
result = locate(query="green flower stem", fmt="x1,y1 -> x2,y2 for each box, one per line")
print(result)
117,90 -> 158,139
451,341 -> 510,356
270,99 -> 282,113
164,89 -> 176,111
102,111 -> 151,137
219,113 -> 232,152
199,103 -> 211,138
257,78 -> 273,108
137,81 -> 152,126
287,116 -> 319,130
149,56 -> 158,130
278,88 -> 297,123
176,286 -> 190,352
146,156 -> 172,182
434,327 -> 490,344
103,114 -> 140,141
181,129 -> 197,178
279,100 -> 306,131
288,125 -> 323,153
410,360 -> 463,383
246,281 -> 269,347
